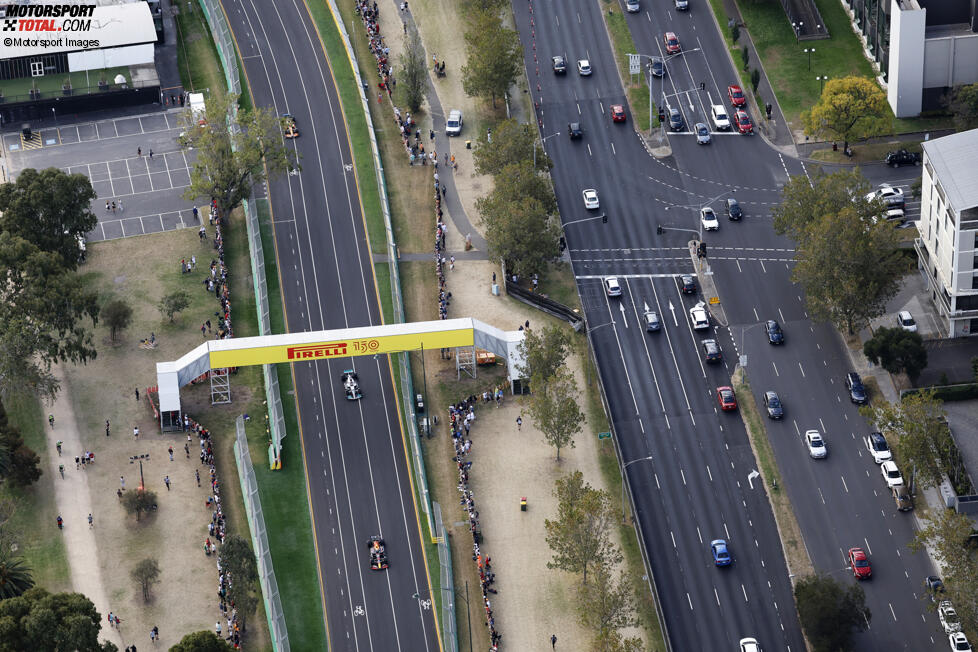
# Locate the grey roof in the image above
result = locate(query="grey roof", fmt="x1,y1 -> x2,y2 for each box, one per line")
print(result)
922,129 -> 978,213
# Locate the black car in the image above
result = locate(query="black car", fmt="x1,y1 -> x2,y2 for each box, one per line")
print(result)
846,372 -> 867,404
552,55 -> 567,74
885,149 -> 920,167
668,107 -> 684,131
765,320 -> 784,344
568,122 -> 583,140
680,274 -> 697,294
924,575 -> 945,602
702,339 -> 722,363
763,391 -> 784,419
649,57 -> 665,78
725,198 -> 743,221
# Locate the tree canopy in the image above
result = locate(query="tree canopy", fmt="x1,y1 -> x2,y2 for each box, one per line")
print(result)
949,83 -> 978,130
474,119 -> 552,175
802,76 -> 891,149
170,631 -> 233,652
911,507 -> 978,634
863,326 -> 928,381
461,10 -> 523,107
219,535 -> 260,631
0,587 -> 116,652
516,324 -> 573,385
182,93 -> 297,218
794,573 -> 870,651
398,26 -> 427,112
545,471 -> 620,583
772,168 -> 874,241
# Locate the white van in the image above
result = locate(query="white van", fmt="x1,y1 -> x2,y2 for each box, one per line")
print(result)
446,110 -> 463,136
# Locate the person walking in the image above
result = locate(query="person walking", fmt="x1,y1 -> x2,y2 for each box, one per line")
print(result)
135,387 -> 140,401
195,469 -> 201,487
164,476 -> 171,491
118,199 -> 123,212
56,440 -> 62,455
168,446 -> 174,461
120,476 -> 125,490
516,416 -> 522,431
48,413 -> 55,428
105,420 -> 110,437
88,513 -> 93,528
552,634 -> 557,649
56,515 -> 63,530
137,146 -> 142,156
59,464 -> 65,479
148,149 -> 153,159
133,425 -> 140,439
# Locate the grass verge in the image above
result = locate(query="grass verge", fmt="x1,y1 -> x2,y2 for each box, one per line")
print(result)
176,1 -> 226,96
731,367 -> 814,578
809,140 -> 920,163
602,4 -> 656,131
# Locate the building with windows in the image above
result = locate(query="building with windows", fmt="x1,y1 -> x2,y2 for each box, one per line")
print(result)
914,129 -> 978,337
839,0 -> 978,117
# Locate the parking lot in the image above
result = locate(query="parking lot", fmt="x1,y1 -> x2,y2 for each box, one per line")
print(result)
1,108 -> 203,242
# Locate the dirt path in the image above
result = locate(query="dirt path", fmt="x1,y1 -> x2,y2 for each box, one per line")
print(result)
47,366 -> 120,649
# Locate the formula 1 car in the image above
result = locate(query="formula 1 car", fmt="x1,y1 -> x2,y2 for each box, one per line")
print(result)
282,114 -> 299,139
341,370 -> 362,400
367,536 -> 389,570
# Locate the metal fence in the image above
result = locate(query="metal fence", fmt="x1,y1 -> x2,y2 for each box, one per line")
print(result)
433,502 -> 459,652
195,0 -> 241,97
235,417 -> 289,651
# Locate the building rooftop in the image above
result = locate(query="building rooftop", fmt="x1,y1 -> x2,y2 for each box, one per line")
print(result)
923,129 -> 978,212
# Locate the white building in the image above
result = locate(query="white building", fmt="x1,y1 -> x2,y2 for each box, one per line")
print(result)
915,128 -> 978,337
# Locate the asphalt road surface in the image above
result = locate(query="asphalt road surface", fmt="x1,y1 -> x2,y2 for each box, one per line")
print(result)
221,1 -> 439,650
515,0 -> 941,649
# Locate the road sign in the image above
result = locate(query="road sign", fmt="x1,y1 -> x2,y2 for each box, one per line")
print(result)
628,54 -> 640,75
598,431 -> 612,440
709,296 -> 720,305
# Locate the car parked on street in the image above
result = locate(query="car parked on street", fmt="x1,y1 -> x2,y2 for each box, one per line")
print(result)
925,575 -> 946,602
940,601 -> 962,633
893,484 -> 913,511
881,460 -> 904,487
885,149 -> 920,167
898,310 -> 917,332
866,431 -> 892,463
866,184 -> 905,208
949,632 -> 973,652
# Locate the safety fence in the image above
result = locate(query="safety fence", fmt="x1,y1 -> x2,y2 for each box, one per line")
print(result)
234,417 -> 289,651
433,502 -> 459,652
324,0 -> 458,649
197,1 -> 289,649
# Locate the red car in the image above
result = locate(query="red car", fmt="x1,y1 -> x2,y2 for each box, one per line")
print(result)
848,547 -> 871,579
727,84 -> 746,107
664,32 -> 681,54
732,110 -> 753,134
717,386 -> 737,411
611,104 -> 626,123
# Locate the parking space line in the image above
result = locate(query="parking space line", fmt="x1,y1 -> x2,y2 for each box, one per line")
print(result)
112,120 -> 119,138
136,116 -> 147,135
125,157 -> 133,185
163,153 -> 174,188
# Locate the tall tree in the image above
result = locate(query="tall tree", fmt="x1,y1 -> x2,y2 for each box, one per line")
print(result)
577,562 -> 639,641
0,554 -> 34,599
948,83 -> 978,130
399,26 -> 428,112
120,489 -> 158,522
911,507 -> 978,634
102,299 -> 133,344
526,366 -> 583,460
182,93 -> 297,218
0,421 -> 41,487
803,76 -> 891,151
130,558 -> 160,602
478,194 -> 561,278
461,11 -> 523,107
474,119 -> 552,175
791,205 -> 909,334
0,587 -> 117,652
516,324 -> 573,385
772,168 -> 874,241
544,471 -> 621,584
158,290 -> 191,323
219,535 -> 260,632
794,574 -> 870,651
860,390 -> 951,490
170,631 -> 233,652
863,327 -> 928,382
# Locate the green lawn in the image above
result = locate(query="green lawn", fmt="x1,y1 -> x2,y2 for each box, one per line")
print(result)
603,5 -> 656,130
0,67 -> 131,101
176,0 -> 226,95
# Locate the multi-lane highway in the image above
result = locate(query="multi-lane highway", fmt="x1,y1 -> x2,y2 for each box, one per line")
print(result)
221,1 -> 439,650
515,0 -> 941,649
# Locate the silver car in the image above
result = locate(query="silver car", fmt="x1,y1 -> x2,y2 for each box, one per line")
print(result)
695,123 -> 711,144
626,0 -> 640,11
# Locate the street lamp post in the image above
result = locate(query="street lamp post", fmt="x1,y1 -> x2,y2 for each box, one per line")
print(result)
816,75 -> 828,93
663,188 -> 735,242
627,49 -> 700,133
621,455 -> 654,522
792,21 -> 804,41
533,131 -> 561,169
804,47 -> 815,71
737,322 -> 766,368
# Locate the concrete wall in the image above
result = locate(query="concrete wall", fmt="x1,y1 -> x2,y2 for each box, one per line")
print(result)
889,0 -> 927,116
923,32 -> 978,88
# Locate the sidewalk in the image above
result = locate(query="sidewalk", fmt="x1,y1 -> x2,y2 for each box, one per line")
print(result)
47,366 -> 119,649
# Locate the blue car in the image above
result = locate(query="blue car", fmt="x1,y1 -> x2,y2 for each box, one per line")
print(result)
711,539 -> 732,566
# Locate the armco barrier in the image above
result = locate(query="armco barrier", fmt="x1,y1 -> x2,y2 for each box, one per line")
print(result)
505,280 -> 584,328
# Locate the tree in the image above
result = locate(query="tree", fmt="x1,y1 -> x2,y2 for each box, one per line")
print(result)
791,205 -> 909,334
0,167 -> 96,270
751,68 -> 761,93
731,22 -> 740,43
461,11 -> 523,107
526,366 -> 583,460
120,489 -> 158,522
478,193 -> 561,278
130,558 -> 160,602
863,327 -> 928,381
0,554 -> 34,599
182,93 -> 297,219
741,45 -> 749,71
0,422 -> 41,487
544,471 -> 621,584
0,587 -> 117,652
473,119 -> 551,175
794,573 -> 870,651
772,168 -> 874,241
158,290 -> 191,323
219,535 -> 259,631
102,299 -> 133,343
802,76 -> 891,151
948,83 -> 978,130
491,160 -> 558,214
860,390 -> 951,489
399,26 -> 427,112
170,631 -> 233,652
911,507 -> 978,634
578,562 -> 639,642
516,324 -> 573,385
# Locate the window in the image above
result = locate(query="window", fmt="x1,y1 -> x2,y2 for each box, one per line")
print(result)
30,60 -> 43,77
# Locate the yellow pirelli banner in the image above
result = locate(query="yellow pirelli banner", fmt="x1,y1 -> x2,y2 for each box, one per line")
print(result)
207,327 -> 475,368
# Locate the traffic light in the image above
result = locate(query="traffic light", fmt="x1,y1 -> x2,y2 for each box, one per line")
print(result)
656,224 -> 664,235
698,242 -> 708,258
601,213 -> 608,223
658,108 -> 665,123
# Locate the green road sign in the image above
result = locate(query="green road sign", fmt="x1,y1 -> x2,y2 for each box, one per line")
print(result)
597,432 -> 612,440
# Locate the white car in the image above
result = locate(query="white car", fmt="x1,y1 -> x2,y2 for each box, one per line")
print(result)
711,104 -> 730,130
739,638 -> 760,652
625,0 -> 640,11
577,59 -> 592,75
940,601 -> 962,634
865,184 -> 905,206
583,189 -> 599,209
805,430 -> 827,459
881,460 -> 904,487
865,432 -> 892,463
689,303 -> 710,330
446,109 -> 463,136
950,632 -> 972,652
700,207 -> 719,231
898,310 -> 917,332
604,276 -> 622,297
